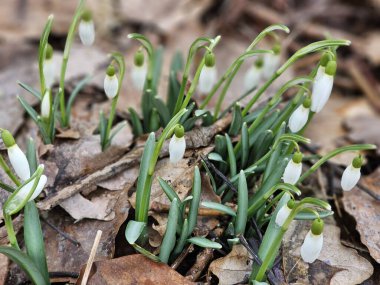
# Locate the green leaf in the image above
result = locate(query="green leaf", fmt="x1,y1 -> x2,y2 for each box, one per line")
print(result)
159,198 -> 179,263
152,46 -> 164,92
125,220 -> 146,244
187,166 -> 201,234
241,122 -> 249,168
38,15 -> 54,94
128,107 -> 143,137
235,171 -> 248,235
0,246 -> 49,285
295,210 -> 334,220
173,218 -> 189,257
158,178 -> 180,202
109,121 -> 127,142
153,97 -> 170,126
66,75 -> 92,122
225,134 -> 237,177
187,237 -> 222,249
201,161 -> 217,193
167,52 -> 184,114
201,201 -> 236,217
17,81 -> 41,100
228,103 -> 243,136
207,152 -> 226,164
18,96 -> 39,123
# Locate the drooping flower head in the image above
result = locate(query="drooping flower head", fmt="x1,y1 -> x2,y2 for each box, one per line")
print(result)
283,152 -> 303,185
311,59 -> 337,113
169,125 -> 186,164
198,51 -> 217,94
262,43 -> 281,79
41,89 -> 51,119
301,218 -> 324,263
1,130 -> 30,181
289,97 -> 311,133
43,43 -> 55,88
78,10 -> 95,46
341,155 -> 363,191
131,49 -> 147,91
104,64 -> 118,99
275,199 -> 295,227
244,57 -> 263,92
315,52 -> 332,81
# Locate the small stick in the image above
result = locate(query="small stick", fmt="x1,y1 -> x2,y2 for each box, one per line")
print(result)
171,244 -> 194,270
250,218 -> 263,242
41,217 -> 81,247
81,230 -> 102,285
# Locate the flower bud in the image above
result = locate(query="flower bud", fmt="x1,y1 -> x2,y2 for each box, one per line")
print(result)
198,64 -> 217,94
288,98 -> 311,133
282,152 -> 303,185
43,44 -> 55,88
41,89 -> 51,119
78,10 -> 95,46
341,156 -> 362,191
205,51 -> 215,68
275,199 -> 295,227
311,60 -> 336,113
1,130 -> 30,181
262,44 -> 281,79
104,65 -> 118,99
131,64 -> 147,92
134,50 -> 145,67
244,58 -> 263,92
169,125 -> 186,164
301,219 -> 324,263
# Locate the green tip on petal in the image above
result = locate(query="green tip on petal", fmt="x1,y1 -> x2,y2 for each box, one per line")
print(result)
311,218 -> 324,235
81,9 -> 92,22
106,65 -> 116,76
292,151 -> 303,163
1,130 -> 16,148
45,43 -> 53,60
320,52 -> 332,67
325,60 -> 337,76
205,51 -> 216,67
174,125 -> 185,138
134,50 -> 144,67
303,97 -> 311,108
352,155 -> 363,168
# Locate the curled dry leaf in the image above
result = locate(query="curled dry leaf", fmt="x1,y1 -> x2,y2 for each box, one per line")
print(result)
283,221 -> 373,285
209,244 -> 252,285
79,254 -> 194,285
342,168 -> 380,263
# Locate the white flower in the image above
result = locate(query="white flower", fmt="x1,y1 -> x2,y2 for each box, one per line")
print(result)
262,53 -> 280,79
41,90 -> 51,118
43,58 -> 56,88
8,144 -> 30,181
314,65 -> 325,82
131,65 -> 147,91
104,74 -> 119,99
169,135 -> 186,164
310,72 -> 333,113
78,20 -> 95,46
341,163 -> 361,191
244,65 -> 262,92
198,66 -> 217,94
289,105 -> 309,133
275,204 -> 292,227
300,230 -> 323,263
283,159 -> 302,185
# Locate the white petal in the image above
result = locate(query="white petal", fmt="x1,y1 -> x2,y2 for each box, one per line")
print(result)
79,20 -> 95,46
198,66 -> 217,94
131,65 -> 147,91
29,175 -> 47,201
301,231 -> 323,263
310,73 -> 334,113
104,74 -> 119,99
244,66 -> 261,92
275,205 -> 292,227
341,164 -> 361,191
169,135 -> 186,164
288,105 -> 309,133
43,59 -> 56,88
315,65 -> 325,81
41,92 -> 51,118
262,54 -> 280,79
8,145 -> 30,181
282,160 -> 302,185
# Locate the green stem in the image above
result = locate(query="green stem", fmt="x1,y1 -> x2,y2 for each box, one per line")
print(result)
4,214 -> 20,250
103,96 -> 118,150
0,155 -> 21,187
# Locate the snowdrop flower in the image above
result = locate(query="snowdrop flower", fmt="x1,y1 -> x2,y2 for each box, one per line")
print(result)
43,44 -> 55,88
341,156 -> 362,191
288,97 -> 311,133
315,52 -> 332,82
275,200 -> 295,227
131,50 -> 147,91
198,51 -> 217,94
262,44 -> 281,79
244,58 -> 263,92
1,130 -> 30,181
104,65 -> 118,99
41,89 -> 51,119
301,218 -> 324,263
169,125 -> 186,164
283,152 -> 302,185
311,60 -> 336,113
78,10 -> 95,46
